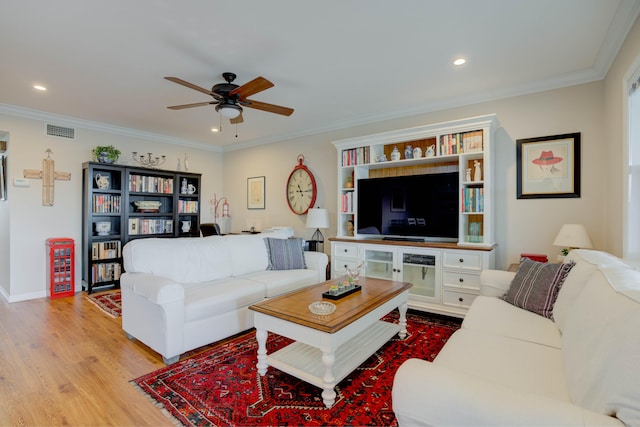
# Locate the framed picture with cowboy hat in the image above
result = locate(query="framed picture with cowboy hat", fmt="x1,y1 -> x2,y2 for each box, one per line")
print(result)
516,132 -> 580,199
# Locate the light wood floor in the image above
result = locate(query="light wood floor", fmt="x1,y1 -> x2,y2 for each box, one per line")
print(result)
0,292 -> 176,426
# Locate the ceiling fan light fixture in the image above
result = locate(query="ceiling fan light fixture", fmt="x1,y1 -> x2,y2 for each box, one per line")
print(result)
216,103 -> 242,119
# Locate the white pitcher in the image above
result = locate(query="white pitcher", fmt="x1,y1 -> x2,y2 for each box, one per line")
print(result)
95,174 -> 110,190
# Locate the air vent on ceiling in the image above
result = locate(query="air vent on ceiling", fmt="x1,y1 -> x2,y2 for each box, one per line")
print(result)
46,124 -> 75,139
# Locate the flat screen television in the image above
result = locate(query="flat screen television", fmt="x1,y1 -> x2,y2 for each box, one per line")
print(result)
356,172 -> 459,242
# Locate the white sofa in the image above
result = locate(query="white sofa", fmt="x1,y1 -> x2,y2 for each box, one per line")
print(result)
392,249 -> 640,426
120,232 -> 328,364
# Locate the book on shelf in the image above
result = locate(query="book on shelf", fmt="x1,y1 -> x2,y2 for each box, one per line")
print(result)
128,218 -> 174,235
341,146 -> 370,166
128,174 -> 174,193
341,191 -> 354,213
178,200 -> 199,213
91,262 -> 122,283
463,130 -> 484,153
92,194 -> 121,213
461,187 -> 484,213
439,130 -> 483,155
91,240 -> 122,260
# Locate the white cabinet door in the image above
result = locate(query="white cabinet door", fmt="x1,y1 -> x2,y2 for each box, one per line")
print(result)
363,245 -> 440,304
399,248 -> 440,303
363,246 -> 394,280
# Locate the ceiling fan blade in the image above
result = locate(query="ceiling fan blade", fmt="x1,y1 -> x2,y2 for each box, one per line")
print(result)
167,101 -> 217,110
229,77 -> 274,99
243,99 -> 294,116
230,113 -> 244,124
165,77 -> 214,96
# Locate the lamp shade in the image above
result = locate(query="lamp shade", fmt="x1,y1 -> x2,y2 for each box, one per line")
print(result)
306,208 -> 330,229
552,224 -> 593,249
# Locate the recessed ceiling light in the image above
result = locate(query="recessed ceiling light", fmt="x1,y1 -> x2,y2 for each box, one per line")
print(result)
211,128 -> 219,133
453,58 -> 466,66
33,84 -> 47,91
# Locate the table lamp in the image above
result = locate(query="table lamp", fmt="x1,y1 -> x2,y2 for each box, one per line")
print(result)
552,224 -> 593,260
306,208 -> 330,252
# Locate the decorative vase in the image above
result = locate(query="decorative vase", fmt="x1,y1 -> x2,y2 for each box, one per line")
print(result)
390,147 -> 401,161
404,145 -> 413,159
98,152 -> 114,164
95,221 -> 111,236
426,144 -> 436,157
413,146 -> 422,158
94,174 -> 110,190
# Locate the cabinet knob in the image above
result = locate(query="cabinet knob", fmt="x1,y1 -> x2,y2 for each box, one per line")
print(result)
343,264 -> 348,268
459,258 -> 464,263
458,297 -> 464,302
344,249 -> 348,253
459,278 -> 464,283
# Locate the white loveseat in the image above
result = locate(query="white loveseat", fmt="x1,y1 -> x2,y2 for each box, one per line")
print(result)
120,232 -> 328,364
392,250 -> 640,426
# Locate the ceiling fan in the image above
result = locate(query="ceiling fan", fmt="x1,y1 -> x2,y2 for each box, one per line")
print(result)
164,72 -> 294,124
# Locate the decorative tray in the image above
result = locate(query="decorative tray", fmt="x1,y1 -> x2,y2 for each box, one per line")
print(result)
322,284 -> 362,300
134,201 -> 161,212
308,301 -> 336,315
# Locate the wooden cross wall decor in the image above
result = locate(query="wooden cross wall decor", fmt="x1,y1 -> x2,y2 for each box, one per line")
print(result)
23,149 -> 71,206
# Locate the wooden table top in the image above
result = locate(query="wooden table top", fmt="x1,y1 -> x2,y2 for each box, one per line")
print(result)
249,277 -> 412,333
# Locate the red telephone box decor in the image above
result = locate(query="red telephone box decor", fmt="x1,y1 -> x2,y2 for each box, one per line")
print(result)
46,238 -> 75,299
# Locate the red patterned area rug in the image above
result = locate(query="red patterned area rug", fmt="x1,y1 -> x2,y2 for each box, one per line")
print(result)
131,311 -> 460,427
86,289 -> 121,318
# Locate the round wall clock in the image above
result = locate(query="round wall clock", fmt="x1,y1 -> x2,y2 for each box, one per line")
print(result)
286,154 -> 317,215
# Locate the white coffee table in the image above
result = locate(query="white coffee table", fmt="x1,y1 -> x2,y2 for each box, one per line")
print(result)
249,277 -> 411,408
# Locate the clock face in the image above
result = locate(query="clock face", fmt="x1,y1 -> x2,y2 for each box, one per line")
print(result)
287,167 -> 317,214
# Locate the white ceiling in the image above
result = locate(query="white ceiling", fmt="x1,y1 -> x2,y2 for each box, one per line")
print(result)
1,0 -> 639,151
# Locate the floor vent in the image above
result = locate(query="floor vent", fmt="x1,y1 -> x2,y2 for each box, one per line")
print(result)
46,124 -> 75,139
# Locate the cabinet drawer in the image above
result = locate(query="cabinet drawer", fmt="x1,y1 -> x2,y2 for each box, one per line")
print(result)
333,257 -> 361,275
443,251 -> 482,270
442,271 -> 480,290
442,289 -> 478,309
334,243 -> 359,258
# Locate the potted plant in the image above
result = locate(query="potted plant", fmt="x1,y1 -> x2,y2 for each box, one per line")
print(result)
92,145 -> 121,164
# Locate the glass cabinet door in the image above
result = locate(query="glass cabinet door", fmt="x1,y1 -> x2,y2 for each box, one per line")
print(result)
364,248 -> 394,280
401,250 -> 439,301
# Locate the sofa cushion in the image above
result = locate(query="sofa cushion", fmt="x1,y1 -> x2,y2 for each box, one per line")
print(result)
435,328 -> 570,402
244,268 -> 317,297
501,258 -> 574,319
562,268 -> 640,426
264,237 -> 306,270
462,296 -> 562,348
553,256 -> 599,331
223,234 -> 271,276
183,278 -> 265,323
554,249 -> 630,331
123,236 -> 232,284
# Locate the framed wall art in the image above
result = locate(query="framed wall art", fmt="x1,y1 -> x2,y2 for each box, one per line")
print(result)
516,132 -> 580,199
247,176 -> 265,209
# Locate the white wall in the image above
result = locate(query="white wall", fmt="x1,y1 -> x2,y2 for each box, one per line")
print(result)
0,113 -> 223,301
223,82 -> 606,270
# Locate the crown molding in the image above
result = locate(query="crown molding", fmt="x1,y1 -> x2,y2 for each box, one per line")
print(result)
0,103 -> 222,153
